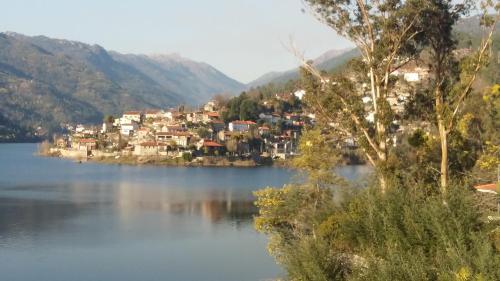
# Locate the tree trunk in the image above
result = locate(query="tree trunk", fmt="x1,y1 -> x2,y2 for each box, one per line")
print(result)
438,120 -> 448,193
436,86 -> 448,193
379,174 -> 387,193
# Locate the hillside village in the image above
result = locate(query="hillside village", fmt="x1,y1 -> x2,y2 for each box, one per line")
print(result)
45,58 -> 436,166
50,95 -> 308,165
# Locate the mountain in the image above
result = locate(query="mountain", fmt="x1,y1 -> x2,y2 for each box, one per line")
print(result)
110,53 -> 244,105
0,32 -> 244,141
247,48 -> 359,87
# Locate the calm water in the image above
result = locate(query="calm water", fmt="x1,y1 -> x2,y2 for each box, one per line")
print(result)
0,144 -> 371,281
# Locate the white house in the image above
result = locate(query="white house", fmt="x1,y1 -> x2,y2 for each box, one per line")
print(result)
155,132 -> 191,147
258,113 -> 281,124
203,100 -> 217,112
75,124 -> 86,133
122,111 -> 143,123
229,120 -> 256,132
120,123 -> 139,136
293,89 -> 306,100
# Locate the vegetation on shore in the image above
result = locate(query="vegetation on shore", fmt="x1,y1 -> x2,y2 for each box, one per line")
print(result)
254,1 -> 499,280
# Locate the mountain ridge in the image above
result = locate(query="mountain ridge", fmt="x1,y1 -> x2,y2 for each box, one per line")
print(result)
247,47 -> 359,87
0,31 -> 244,141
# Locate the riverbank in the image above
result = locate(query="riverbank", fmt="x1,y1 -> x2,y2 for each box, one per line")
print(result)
40,148 -> 278,167
89,155 -> 268,167
39,144 -> 364,168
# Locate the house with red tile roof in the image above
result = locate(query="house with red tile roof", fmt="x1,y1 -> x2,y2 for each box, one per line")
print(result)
474,183 -> 498,194
197,139 -> 225,155
77,138 -> 97,154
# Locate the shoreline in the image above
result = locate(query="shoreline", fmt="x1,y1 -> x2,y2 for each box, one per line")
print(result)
38,150 -> 364,168
39,150 -> 286,168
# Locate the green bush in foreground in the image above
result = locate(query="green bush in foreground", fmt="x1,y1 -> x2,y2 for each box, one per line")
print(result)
255,183 -> 500,281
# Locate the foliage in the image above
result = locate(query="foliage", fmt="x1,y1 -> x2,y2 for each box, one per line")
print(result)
255,181 -> 500,281
225,138 -> 238,155
181,152 -> 192,162
254,2 -> 500,281
196,127 -> 211,139
292,129 -> 344,186
239,99 -> 260,121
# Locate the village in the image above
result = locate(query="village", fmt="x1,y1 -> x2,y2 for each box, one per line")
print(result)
48,92 -> 312,166
45,58 -> 434,167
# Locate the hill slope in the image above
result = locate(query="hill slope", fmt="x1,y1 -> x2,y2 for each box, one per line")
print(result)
0,32 -> 244,141
247,48 -> 359,87
111,53 -> 244,105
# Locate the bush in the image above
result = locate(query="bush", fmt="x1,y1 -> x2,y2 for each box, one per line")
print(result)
182,152 -> 192,162
254,183 -> 500,281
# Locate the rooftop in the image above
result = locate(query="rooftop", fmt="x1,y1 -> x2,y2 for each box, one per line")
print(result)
124,111 -> 142,115
231,120 -> 256,125
202,140 -> 224,147
474,183 -> 498,194
139,142 -> 157,147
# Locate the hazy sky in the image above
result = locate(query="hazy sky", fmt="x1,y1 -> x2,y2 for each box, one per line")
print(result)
3,0 -> 353,83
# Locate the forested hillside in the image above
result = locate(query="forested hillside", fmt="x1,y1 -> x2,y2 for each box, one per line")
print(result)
0,32 -> 244,141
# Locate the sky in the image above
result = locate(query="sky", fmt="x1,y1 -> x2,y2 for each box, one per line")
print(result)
2,0 -> 353,83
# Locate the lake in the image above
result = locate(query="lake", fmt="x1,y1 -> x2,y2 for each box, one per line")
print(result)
0,144 -> 371,281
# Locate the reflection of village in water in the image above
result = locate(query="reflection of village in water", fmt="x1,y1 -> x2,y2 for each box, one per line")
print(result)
0,181 -> 257,241
115,184 -> 257,224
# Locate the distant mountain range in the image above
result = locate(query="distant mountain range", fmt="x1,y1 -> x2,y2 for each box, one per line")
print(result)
0,32 -> 244,141
248,15 -> 500,89
0,15 -> 497,142
247,47 -> 359,87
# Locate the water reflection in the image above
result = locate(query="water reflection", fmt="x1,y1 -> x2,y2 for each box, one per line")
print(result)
0,180 -> 259,243
0,144 -> 371,281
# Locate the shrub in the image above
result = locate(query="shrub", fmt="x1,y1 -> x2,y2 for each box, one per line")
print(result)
255,183 -> 500,281
182,152 -> 192,162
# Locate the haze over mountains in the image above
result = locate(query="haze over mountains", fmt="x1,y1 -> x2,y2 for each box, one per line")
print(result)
247,47 -> 359,87
0,32 -> 244,140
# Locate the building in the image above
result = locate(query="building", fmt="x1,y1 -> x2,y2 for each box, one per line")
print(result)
186,112 -> 204,123
122,111 -> 143,123
203,100 -> 217,112
259,113 -> 281,124
217,130 -> 238,142
293,89 -> 306,100
228,120 -> 256,132
120,123 -> 139,136
77,138 -> 97,155
137,128 -> 152,140
133,142 -> 158,156
271,140 -> 293,160
474,183 -> 498,194
56,138 -> 68,148
258,126 -> 270,136
101,122 -> 113,133
203,112 -> 220,123
155,132 -> 192,148
210,120 -> 225,132
197,139 -> 225,155
144,110 -> 164,120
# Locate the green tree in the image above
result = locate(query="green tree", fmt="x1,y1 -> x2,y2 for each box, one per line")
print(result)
301,0 -> 427,191
225,137 -> 238,156
196,127 -> 211,139
103,115 -> 114,124
418,0 -> 498,192
239,99 -> 259,121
